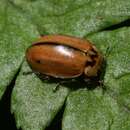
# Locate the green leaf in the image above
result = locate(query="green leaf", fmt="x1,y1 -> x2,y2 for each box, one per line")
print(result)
11,61 -> 69,130
11,0 -> 130,36
63,89 -> 130,130
0,0 -> 39,99
62,27 -> 130,130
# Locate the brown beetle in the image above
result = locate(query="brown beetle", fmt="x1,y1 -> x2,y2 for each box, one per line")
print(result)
26,35 -> 103,80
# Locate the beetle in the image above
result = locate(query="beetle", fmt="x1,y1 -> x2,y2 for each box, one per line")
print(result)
26,35 -> 103,82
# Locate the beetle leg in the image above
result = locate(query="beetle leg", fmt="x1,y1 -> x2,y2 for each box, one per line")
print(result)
23,71 -> 33,75
53,79 -> 76,92
53,83 -> 60,92
53,81 -> 67,92
99,80 -> 106,89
